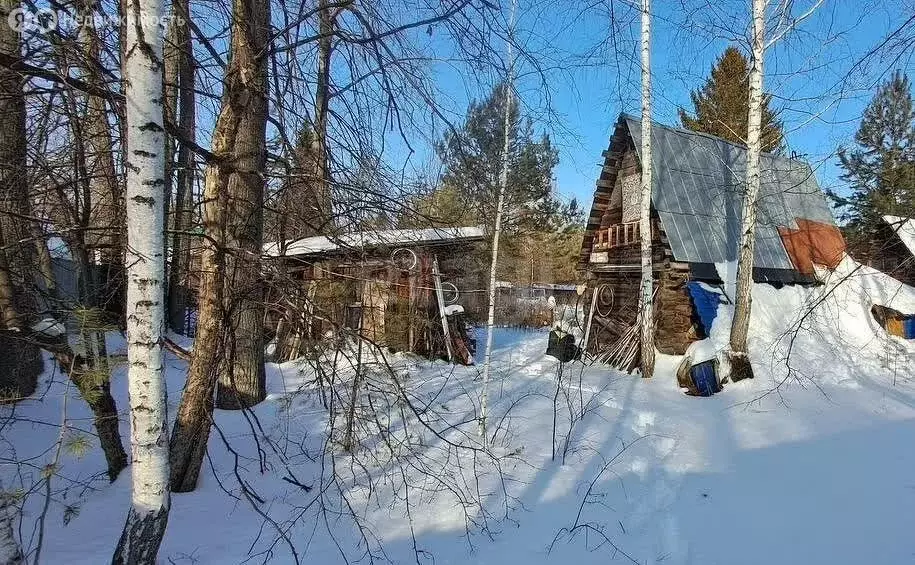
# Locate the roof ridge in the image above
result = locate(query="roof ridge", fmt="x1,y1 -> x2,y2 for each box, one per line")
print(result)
619,113 -> 794,162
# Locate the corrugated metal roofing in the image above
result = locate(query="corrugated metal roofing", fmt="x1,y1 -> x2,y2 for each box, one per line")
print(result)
624,116 -> 836,270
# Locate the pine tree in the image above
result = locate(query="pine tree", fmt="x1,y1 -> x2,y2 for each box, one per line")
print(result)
836,71 -> 915,237
270,126 -> 333,242
435,83 -> 560,235
679,46 -> 784,153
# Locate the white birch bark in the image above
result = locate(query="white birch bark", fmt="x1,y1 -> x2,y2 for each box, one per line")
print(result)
113,0 -> 171,559
729,0 -> 766,361
638,0 -> 655,378
479,0 -> 516,441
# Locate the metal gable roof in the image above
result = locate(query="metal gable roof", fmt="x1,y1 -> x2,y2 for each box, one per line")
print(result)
624,115 -> 836,270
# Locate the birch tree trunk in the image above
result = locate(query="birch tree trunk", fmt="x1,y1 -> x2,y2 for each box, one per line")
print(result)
170,0 -> 269,491
113,0 -> 170,557
728,0 -> 766,380
638,0 -> 655,378
166,0 -> 195,334
479,0 -> 515,441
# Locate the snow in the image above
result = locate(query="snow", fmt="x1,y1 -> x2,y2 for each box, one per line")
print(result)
883,215 -> 915,257
30,317 -> 66,337
443,304 -> 464,315
263,226 -> 486,257
5,257 -> 915,564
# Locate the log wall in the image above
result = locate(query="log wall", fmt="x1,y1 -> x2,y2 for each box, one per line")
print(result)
654,264 -> 696,355
585,142 -> 699,366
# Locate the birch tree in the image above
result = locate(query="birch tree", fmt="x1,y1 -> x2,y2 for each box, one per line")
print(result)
113,0 -> 171,557
728,0 -> 765,380
638,0 -> 655,378
729,0 -> 823,379
479,0 -> 516,440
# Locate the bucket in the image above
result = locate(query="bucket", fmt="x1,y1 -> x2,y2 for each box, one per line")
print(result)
689,360 -> 720,397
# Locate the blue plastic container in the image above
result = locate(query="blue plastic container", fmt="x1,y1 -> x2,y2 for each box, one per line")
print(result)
904,317 -> 915,339
690,360 -> 719,397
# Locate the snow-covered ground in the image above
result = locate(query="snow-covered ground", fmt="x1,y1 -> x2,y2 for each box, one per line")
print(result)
4,257 -> 915,564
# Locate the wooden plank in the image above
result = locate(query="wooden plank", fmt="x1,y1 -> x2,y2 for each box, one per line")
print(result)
581,287 -> 600,358
431,256 -> 453,362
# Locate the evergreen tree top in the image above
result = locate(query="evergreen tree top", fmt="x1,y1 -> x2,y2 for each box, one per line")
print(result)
678,46 -> 784,153
834,70 -> 915,235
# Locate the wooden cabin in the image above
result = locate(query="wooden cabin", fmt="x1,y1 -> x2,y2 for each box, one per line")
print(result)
263,227 -> 486,364
580,115 -> 845,370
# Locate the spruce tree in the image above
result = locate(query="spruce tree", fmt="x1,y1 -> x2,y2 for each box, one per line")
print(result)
836,71 -> 915,236
679,46 -> 784,152
268,126 -> 332,242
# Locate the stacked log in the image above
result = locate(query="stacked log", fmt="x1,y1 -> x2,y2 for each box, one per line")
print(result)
655,266 -> 696,354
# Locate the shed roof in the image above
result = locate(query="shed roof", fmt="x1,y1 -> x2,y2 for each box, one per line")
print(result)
581,115 -> 837,270
264,226 -> 486,258
883,216 -> 915,257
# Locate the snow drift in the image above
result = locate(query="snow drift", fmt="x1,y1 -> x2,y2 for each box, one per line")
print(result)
3,256 -> 915,564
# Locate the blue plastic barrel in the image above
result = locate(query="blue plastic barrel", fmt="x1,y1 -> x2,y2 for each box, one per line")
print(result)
690,360 -> 719,397
904,317 -> 915,339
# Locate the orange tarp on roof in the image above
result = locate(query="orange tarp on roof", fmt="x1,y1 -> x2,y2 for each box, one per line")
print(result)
778,218 -> 847,275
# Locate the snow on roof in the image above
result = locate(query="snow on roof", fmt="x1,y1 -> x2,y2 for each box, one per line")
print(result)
264,226 -> 486,258
531,283 -> 578,292
883,215 -> 915,257
47,236 -> 72,259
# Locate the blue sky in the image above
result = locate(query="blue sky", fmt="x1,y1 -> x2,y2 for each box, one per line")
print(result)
414,0 -> 913,211
181,0 -> 912,217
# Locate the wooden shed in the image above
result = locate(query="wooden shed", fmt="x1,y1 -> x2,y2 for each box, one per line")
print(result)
264,227 -> 486,364
850,216 -> 915,287
580,115 -> 845,370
